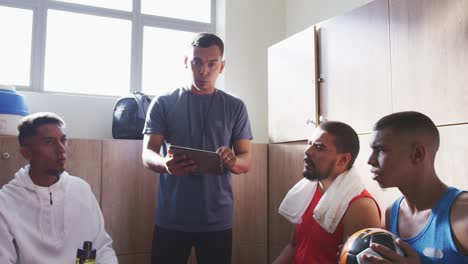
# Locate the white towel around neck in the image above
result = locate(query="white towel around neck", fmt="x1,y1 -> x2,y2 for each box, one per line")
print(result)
278,167 -> 365,233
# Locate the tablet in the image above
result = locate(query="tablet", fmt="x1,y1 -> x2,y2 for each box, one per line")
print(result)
169,145 -> 224,175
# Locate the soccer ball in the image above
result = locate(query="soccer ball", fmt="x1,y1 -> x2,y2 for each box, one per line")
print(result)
339,228 -> 404,264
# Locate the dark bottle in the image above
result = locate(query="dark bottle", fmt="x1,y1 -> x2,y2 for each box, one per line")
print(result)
76,241 -> 96,264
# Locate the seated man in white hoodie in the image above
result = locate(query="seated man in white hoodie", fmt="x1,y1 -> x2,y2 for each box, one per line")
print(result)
273,121 -> 381,264
0,112 -> 117,263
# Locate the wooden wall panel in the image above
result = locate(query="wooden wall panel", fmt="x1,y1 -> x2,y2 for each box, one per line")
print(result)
269,245 -> 284,264
66,139 -> 102,201
118,254 -> 150,264
268,142 -> 306,262
390,0 -> 468,125
0,136 -> 27,187
232,144 -> 268,246
318,0 -> 392,134
232,244 -> 267,264
101,139 -> 157,255
186,244 -> 268,264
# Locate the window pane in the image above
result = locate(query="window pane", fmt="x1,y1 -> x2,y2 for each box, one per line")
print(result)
57,0 -> 131,11
142,28 -> 196,96
142,0 -> 211,23
0,6 -> 32,86
45,10 -> 131,96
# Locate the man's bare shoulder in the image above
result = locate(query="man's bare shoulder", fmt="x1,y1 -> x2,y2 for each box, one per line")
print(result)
342,197 -> 381,239
452,191 -> 468,215
450,191 -> 468,254
451,191 -> 468,219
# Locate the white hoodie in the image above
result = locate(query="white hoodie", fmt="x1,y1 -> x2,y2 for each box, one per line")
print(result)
0,165 -> 118,264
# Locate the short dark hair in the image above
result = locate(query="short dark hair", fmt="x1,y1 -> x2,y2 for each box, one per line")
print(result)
373,111 -> 440,150
18,112 -> 65,146
191,33 -> 224,57
319,121 -> 360,169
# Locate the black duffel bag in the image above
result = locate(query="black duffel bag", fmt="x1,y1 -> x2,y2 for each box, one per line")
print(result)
112,92 -> 152,139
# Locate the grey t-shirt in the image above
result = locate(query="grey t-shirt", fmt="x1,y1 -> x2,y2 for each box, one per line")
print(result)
144,87 -> 253,232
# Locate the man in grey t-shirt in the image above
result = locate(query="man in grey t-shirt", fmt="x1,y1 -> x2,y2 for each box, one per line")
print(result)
142,33 -> 253,264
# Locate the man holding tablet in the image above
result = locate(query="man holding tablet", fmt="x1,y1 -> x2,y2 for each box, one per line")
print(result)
142,33 -> 253,264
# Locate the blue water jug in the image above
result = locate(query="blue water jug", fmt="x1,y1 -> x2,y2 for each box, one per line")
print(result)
0,84 -> 28,135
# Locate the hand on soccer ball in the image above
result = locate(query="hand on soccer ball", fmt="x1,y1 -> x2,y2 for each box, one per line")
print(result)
361,238 -> 421,264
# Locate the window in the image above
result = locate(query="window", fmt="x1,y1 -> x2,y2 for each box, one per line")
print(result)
142,27 -> 196,95
142,0 -> 211,23
0,6 -> 33,86
45,10 -> 131,95
0,0 -> 215,96
58,0 -> 131,11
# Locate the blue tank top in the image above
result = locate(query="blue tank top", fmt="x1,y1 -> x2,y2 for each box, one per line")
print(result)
389,187 -> 468,263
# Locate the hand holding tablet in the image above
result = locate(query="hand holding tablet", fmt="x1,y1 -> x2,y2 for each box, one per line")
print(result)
169,145 -> 224,175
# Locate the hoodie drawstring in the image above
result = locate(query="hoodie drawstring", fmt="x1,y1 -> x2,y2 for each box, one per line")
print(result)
49,192 -> 53,205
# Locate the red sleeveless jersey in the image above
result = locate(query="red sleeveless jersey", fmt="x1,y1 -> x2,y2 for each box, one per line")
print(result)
294,188 -> 380,264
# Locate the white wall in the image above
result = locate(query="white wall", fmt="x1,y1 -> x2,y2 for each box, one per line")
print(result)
221,0 -> 285,143
19,0 -> 286,143
285,0 -> 374,36
21,91 -> 116,139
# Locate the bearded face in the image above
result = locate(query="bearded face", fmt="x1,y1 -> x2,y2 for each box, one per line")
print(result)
303,156 -> 337,181
303,129 -> 342,182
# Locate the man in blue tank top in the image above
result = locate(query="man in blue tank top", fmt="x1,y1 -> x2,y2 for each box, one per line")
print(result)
364,111 -> 468,263
142,33 -> 253,264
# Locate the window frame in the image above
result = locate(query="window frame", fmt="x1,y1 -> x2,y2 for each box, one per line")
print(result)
0,0 -> 215,96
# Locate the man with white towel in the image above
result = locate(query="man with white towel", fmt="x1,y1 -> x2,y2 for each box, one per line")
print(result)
273,121 -> 381,264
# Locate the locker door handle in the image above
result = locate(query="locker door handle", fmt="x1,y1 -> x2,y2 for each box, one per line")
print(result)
1,152 -> 11,160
